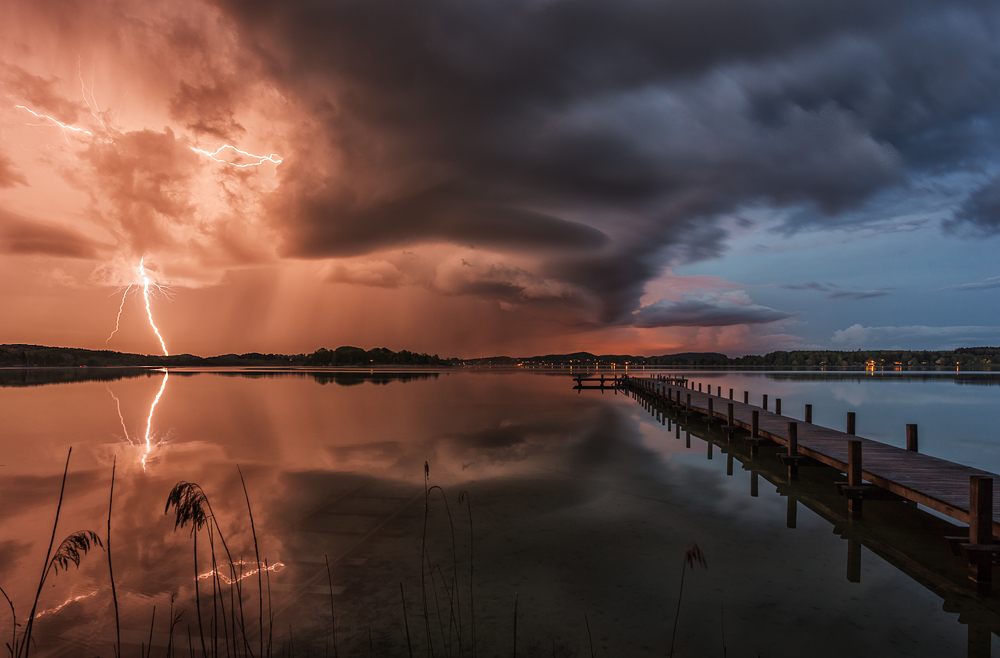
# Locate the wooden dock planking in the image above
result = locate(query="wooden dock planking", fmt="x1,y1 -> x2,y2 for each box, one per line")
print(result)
621,375 -> 1000,536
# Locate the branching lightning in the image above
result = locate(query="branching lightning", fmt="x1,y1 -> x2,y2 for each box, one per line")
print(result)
138,257 -> 169,356
191,144 -> 283,168
106,385 -> 135,446
142,370 -> 169,471
106,284 -> 133,344
198,560 -> 286,585
15,105 -> 94,136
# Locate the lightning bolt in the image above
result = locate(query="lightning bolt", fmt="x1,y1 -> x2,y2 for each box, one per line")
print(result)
142,370 -> 169,471
106,385 -> 134,446
106,284 -> 133,344
191,144 -> 283,168
198,560 -> 286,584
138,257 -> 169,356
15,105 -> 93,136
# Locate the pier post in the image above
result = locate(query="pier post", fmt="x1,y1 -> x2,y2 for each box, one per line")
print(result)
707,440 -> 713,460
906,424 -> 918,452
775,398 -> 781,415
698,383 -> 702,392
727,452 -> 733,476
717,386 -> 722,397
847,412 -> 856,436
744,391 -> 749,404
727,403 -> 735,441
763,394 -> 768,411
729,388 -> 733,400
686,393 -> 691,413
752,410 -> 759,437
847,538 -> 862,583
848,440 -> 862,517
805,404 -> 813,424
787,422 -> 799,480
787,495 -> 797,529
686,430 -> 691,449
968,476 -> 994,593
707,398 -> 714,425
751,471 -> 759,497
675,424 -> 680,439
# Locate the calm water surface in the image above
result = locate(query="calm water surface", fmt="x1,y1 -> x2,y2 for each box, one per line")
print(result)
2,367 -> 1000,657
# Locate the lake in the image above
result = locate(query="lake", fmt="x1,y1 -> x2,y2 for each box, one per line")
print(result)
2,367 -> 1000,657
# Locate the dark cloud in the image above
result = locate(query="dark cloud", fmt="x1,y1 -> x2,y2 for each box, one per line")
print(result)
210,0 -> 1000,321
294,187 -> 609,257
2,64 -> 86,125
949,176 -> 1000,234
0,209 -> 107,259
632,297 -> 794,328
81,128 -> 200,256
169,80 -> 246,139
783,282 -> 891,300
0,150 -> 27,188
826,289 -> 892,300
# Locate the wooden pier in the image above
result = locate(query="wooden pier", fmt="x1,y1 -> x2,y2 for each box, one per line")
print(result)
615,373 -> 1000,595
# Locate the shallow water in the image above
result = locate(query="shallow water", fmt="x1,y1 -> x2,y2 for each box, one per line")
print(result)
2,367 -> 1000,657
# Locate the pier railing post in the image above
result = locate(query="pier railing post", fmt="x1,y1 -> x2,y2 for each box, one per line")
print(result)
729,388 -> 733,400
717,386 -> 722,397
848,439 -> 862,517
707,398 -> 714,425
763,394 -> 768,411
906,424 -> 918,452
847,412 -> 856,436
775,398 -> 781,415
787,421 -> 799,480
744,391 -> 749,404
727,403 -> 735,441
805,404 -> 812,424
968,476 -> 994,593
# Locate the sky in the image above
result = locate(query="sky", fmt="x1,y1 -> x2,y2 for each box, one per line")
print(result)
2,0 -> 1000,358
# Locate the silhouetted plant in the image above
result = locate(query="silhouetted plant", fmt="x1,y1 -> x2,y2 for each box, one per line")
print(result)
669,543 -> 708,658
46,531 -> 103,576
17,448 -> 104,658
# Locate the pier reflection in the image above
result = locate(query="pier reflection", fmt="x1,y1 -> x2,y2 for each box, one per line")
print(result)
646,396 -> 1000,657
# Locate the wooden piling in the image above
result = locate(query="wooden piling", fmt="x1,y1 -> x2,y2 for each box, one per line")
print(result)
787,495 -> 797,529
968,476 -> 994,592
729,388 -> 733,400
775,398 -> 781,415
787,422 -> 798,480
847,412 -> 856,436
848,440 -> 862,517
706,398 -> 714,425
752,410 -> 759,438
906,424 -> 918,453
805,404 -> 812,424
763,394 -> 768,411
743,391 -> 749,404
847,538 -> 862,583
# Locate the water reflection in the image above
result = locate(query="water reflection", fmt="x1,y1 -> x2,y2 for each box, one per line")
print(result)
2,370 -> 1000,656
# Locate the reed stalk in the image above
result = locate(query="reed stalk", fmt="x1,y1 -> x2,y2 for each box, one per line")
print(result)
22,447 -> 72,658
106,456 -> 122,658
324,555 -> 338,658
237,467 -> 264,658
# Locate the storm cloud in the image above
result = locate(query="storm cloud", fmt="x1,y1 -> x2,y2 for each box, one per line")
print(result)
208,0 -> 1000,323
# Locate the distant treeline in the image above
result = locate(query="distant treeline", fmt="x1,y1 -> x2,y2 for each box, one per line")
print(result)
467,348 -> 1000,368
0,344 -> 450,368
